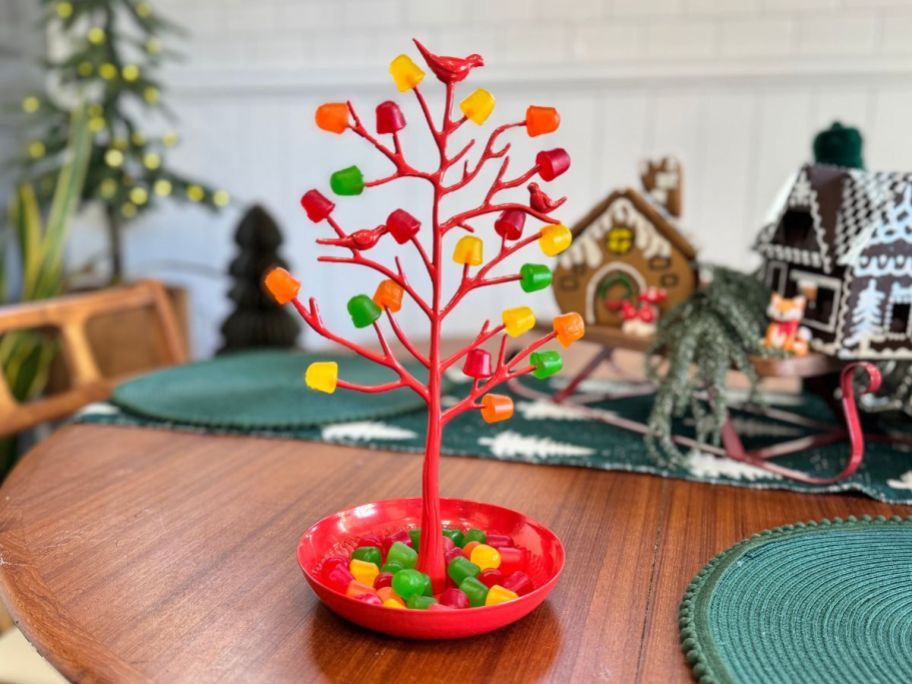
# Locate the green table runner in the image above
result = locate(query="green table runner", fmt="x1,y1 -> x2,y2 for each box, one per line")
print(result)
111,350 -> 429,429
680,517 -> 912,683
75,351 -> 912,504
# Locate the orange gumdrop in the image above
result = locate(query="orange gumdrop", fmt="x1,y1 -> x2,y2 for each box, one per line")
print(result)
463,541 -> 480,557
554,312 -> 585,348
315,102 -> 349,134
263,267 -> 300,305
373,279 -> 404,313
345,581 -> 377,599
481,394 -> 514,424
525,106 -> 560,137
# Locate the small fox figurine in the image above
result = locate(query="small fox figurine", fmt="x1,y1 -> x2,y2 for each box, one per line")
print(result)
763,293 -> 811,356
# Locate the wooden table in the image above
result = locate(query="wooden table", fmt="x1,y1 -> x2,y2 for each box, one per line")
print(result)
0,424 -> 907,683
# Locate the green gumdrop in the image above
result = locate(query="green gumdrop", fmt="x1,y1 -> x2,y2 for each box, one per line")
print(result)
406,594 -> 437,610
519,263 -> 553,293
530,350 -> 563,379
392,568 -> 427,600
442,528 -> 465,548
351,546 -> 382,567
459,576 -> 489,607
448,556 -> 481,586
386,541 -> 417,570
464,528 -> 486,544
347,294 -> 382,329
330,165 -> 364,195
381,560 -> 403,574
408,528 -> 421,548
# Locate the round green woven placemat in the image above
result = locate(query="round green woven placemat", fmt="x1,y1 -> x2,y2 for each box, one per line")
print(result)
112,350 -> 428,429
680,516 -> 912,684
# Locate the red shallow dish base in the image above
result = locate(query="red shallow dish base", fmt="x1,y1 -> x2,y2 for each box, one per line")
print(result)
297,497 -> 564,639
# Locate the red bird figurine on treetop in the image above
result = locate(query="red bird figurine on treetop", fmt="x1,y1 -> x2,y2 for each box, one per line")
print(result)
317,225 -> 388,251
528,182 -> 567,213
413,38 -> 484,84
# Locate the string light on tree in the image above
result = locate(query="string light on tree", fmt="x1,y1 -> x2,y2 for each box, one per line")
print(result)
19,0 -> 226,283
263,39 -> 584,597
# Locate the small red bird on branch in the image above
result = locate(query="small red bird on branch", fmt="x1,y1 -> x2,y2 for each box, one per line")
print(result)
528,182 -> 567,213
413,39 -> 484,84
317,225 -> 388,251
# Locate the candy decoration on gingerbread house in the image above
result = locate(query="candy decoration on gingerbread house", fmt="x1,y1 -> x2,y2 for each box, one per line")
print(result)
551,157 -> 697,336
756,163 -> 912,359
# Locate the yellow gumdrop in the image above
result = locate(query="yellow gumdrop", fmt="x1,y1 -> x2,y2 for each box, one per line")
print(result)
485,584 -> 518,606
390,54 -> 425,92
383,598 -> 406,609
460,89 -> 495,125
453,235 -> 483,266
470,543 -> 501,571
502,306 -> 535,337
305,362 -> 338,394
349,558 -> 379,586
539,224 -> 573,257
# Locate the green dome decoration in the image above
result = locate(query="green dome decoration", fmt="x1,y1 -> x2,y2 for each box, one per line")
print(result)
813,121 -> 864,169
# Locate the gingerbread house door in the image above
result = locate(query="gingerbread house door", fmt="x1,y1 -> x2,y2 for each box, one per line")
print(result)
588,263 -> 647,326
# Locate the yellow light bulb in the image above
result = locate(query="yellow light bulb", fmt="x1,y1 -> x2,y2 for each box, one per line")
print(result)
145,38 -> 161,54
143,87 -> 159,104
99,63 -> 117,80
122,64 -> 140,82
89,117 -> 106,132
186,185 -> 205,202
77,61 -> 93,77
100,179 -> 118,198
104,149 -> 124,167
87,27 -> 105,44
154,179 -> 172,197
143,152 -> 161,170
213,190 -> 230,207
22,96 -> 40,113
121,203 -> 138,218
136,2 -> 151,17
27,141 -> 46,159
162,132 -> 179,147
129,187 -> 149,205
56,2 -> 73,19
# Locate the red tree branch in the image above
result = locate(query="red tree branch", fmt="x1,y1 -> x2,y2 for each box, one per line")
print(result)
442,330 -> 558,424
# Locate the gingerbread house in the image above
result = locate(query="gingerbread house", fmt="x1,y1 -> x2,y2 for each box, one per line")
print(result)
552,158 -> 698,332
756,163 -> 912,359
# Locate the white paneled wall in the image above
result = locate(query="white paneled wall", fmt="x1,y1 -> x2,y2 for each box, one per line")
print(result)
28,0 -> 912,354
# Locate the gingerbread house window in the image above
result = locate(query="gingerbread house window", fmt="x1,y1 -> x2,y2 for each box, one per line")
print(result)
889,303 -> 910,335
780,208 -> 815,250
606,226 -> 633,255
649,256 -> 671,271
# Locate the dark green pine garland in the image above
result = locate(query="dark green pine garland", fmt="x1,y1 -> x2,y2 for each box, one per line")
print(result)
645,266 -> 774,465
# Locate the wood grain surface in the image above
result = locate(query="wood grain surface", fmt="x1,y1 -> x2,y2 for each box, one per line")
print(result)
0,423 -> 907,683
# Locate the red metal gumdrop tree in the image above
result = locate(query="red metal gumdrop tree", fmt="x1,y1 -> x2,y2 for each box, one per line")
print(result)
265,40 -> 584,593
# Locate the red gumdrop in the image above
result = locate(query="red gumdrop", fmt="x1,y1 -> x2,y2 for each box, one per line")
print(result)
374,572 -> 394,590
428,602 -> 454,611
442,535 -> 455,552
300,189 -> 335,222
321,556 -> 348,576
324,564 -> 355,592
503,571 -> 534,597
376,100 -> 406,135
445,547 -> 464,564
478,568 -> 504,589
382,529 -> 411,555
498,547 -> 527,576
536,148 -> 571,181
486,533 -> 513,548
439,588 -> 470,609
386,209 -> 420,244
354,593 -> 382,606
494,209 -> 525,241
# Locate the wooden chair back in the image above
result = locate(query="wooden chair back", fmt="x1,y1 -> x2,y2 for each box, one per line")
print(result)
0,280 -> 187,437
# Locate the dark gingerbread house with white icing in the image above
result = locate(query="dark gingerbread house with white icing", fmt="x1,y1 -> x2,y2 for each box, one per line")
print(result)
552,158 -> 698,334
756,163 -> 912,359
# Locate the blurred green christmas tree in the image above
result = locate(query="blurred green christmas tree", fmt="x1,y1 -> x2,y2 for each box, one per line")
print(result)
219,205 -> 300,353
17,0 -> 229,283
